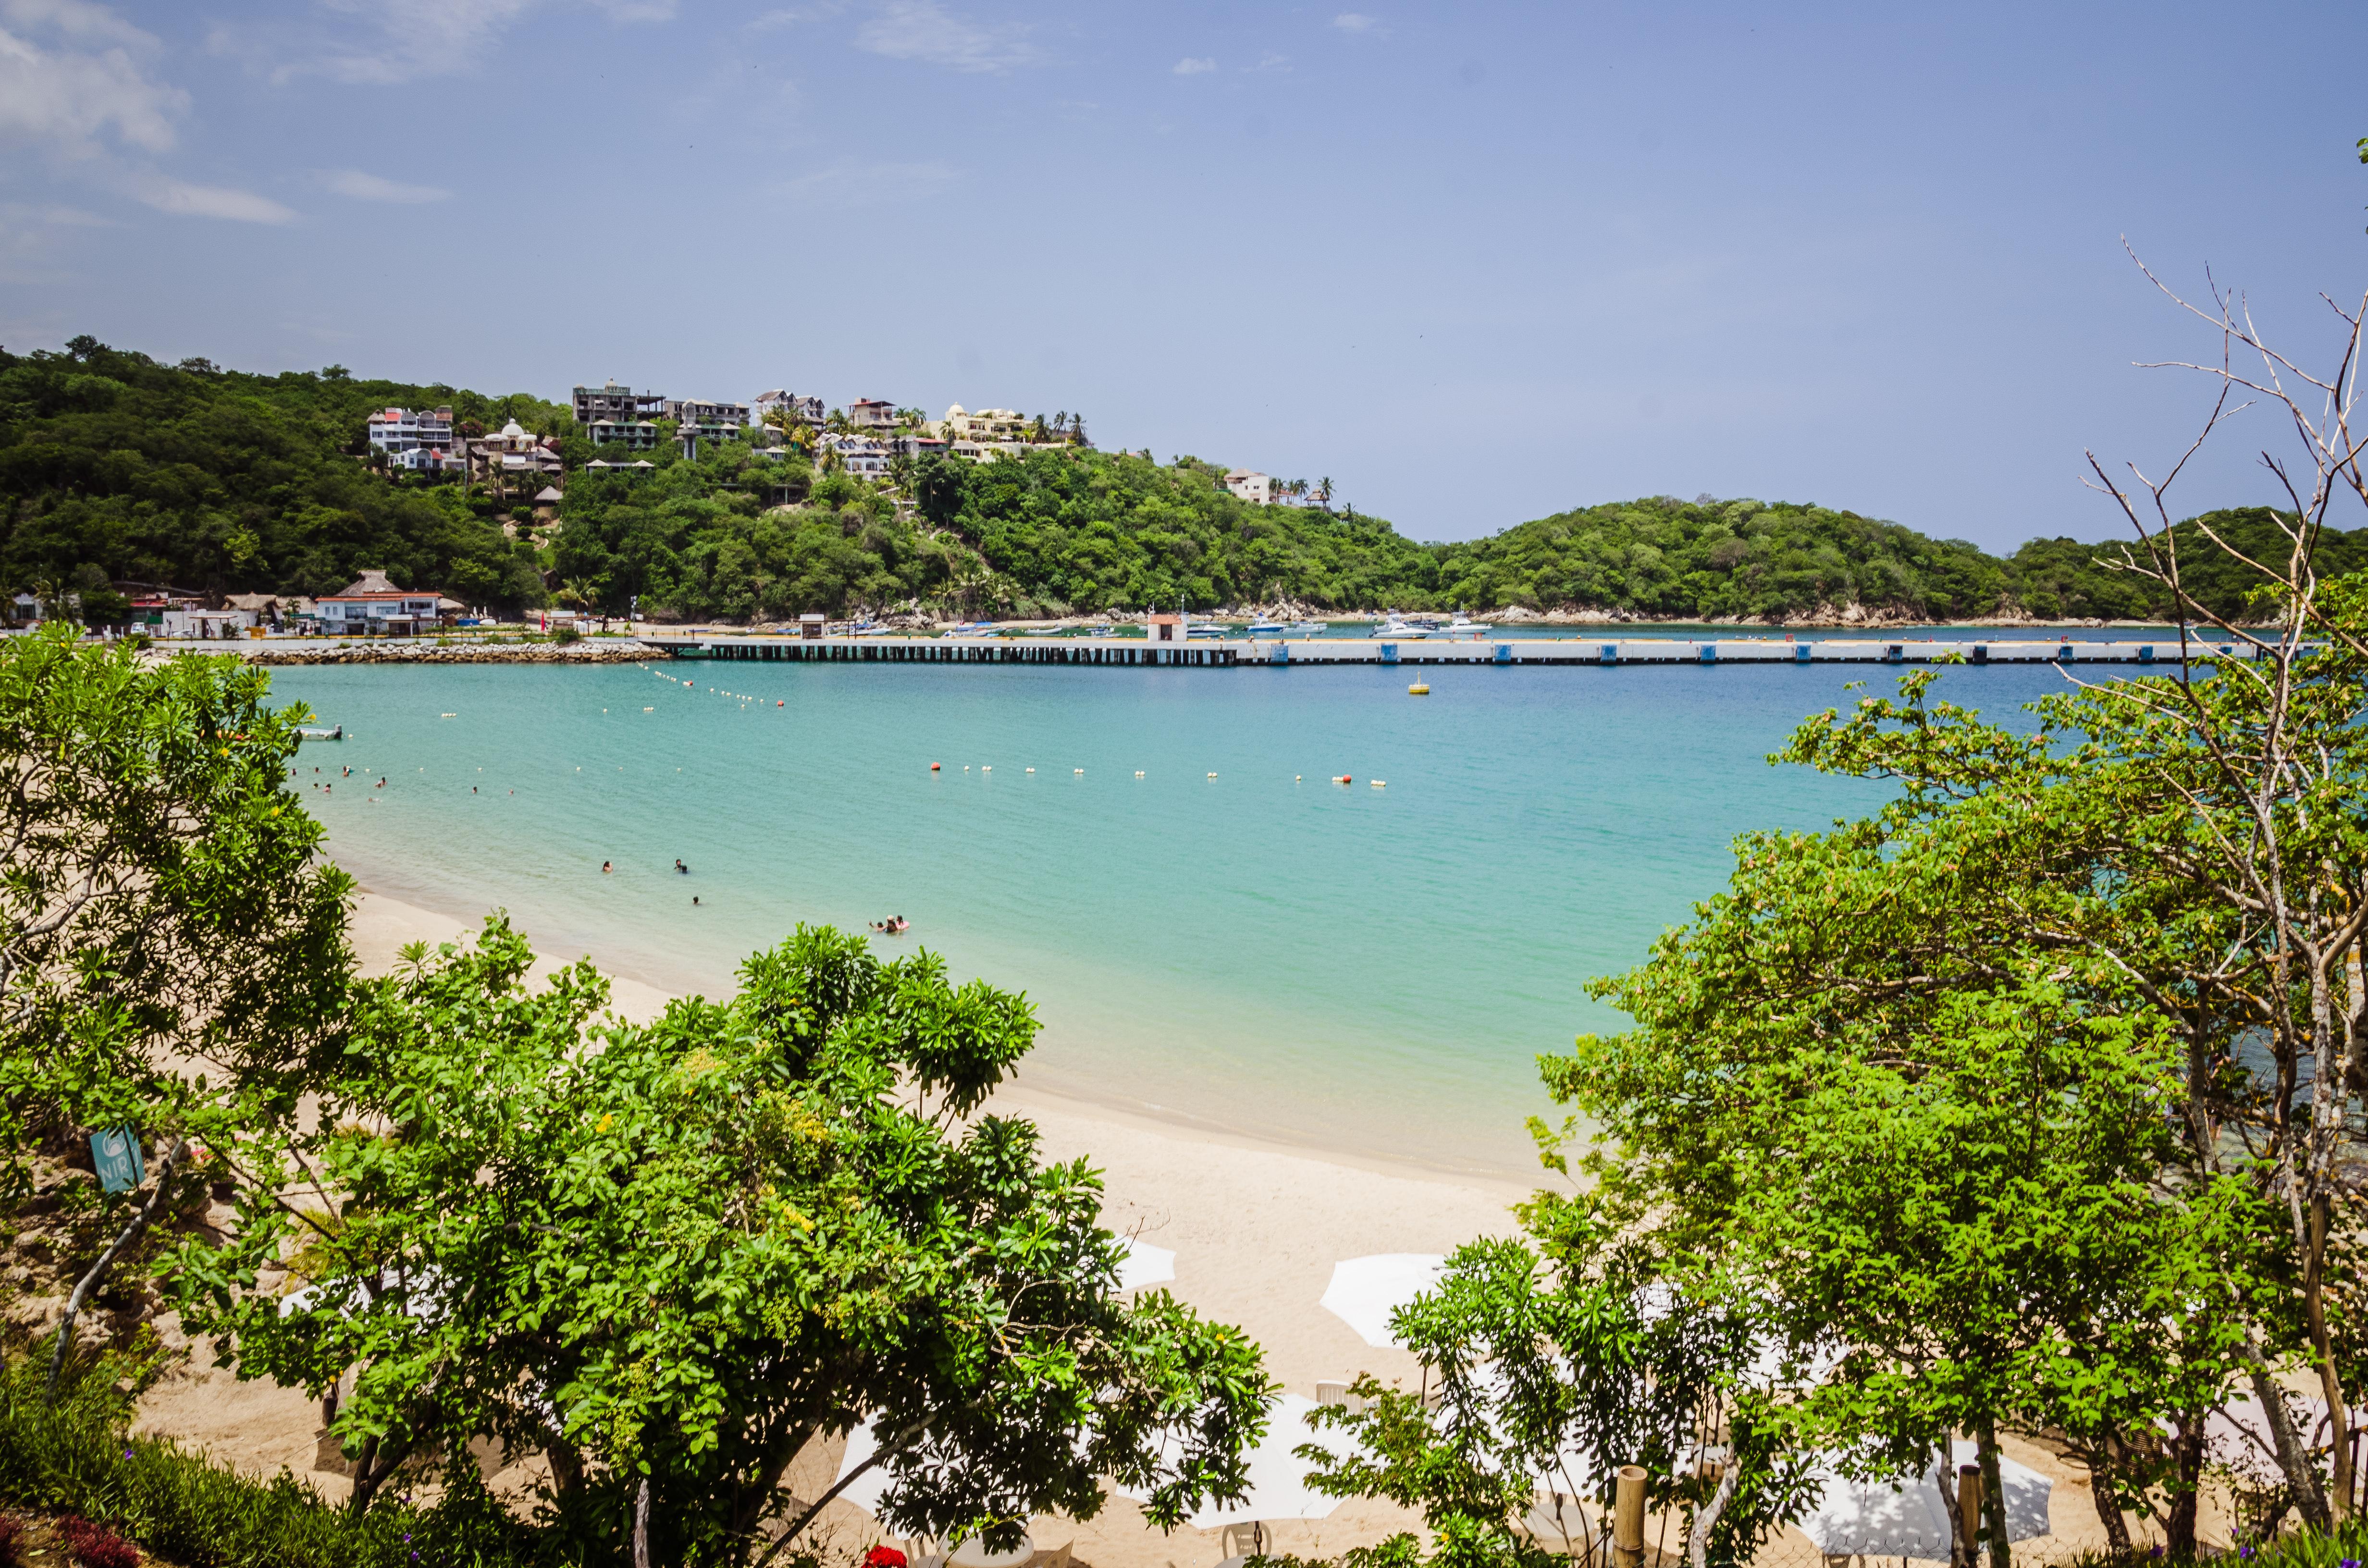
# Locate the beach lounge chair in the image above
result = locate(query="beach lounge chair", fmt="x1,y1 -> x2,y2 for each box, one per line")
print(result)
1216,1521 -> 1268,1566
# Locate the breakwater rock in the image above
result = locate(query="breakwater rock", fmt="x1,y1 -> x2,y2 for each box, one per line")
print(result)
234,640 -> 663,667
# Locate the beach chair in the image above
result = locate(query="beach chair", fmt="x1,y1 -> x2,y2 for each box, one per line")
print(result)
1315,1379 -> 1349,1410
1218,1521 -> 1268,1565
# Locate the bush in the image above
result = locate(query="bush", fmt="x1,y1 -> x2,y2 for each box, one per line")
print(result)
59,1516 -> 137,1568
0,1352 -> 527,1568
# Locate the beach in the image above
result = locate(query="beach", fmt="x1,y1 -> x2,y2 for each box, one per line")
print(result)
128,660 -> 2153,1563
135,887 -> 1532,1565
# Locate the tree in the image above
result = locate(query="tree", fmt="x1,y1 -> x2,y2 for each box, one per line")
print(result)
0,630 -> 351,1387
170,920 -> 1272,1566
1303,1211 -> 1814,1568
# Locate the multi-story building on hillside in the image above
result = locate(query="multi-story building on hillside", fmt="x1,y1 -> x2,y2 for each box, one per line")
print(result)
366,407 -> 465,473
753,390 -> 825,425
821,433 -> 894,479
848,398 -> 899,431
663,398 -> 751,428
573,381 -> 664,425
939,404 -> 1027,442
587,419 -> 660,450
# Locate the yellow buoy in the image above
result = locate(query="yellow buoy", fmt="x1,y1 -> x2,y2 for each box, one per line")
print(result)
1408,684 -> 1429,695
1207,772 -> 1218,779
1372,779 -> 1387,788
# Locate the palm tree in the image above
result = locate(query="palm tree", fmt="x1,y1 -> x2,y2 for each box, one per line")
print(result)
555,578 -> 595,612
1317,477 -> 1334,510
825,408 -> 853,437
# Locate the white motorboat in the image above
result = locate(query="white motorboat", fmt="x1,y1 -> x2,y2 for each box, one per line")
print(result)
1287,620 -> 1328,636
1185,622 -> 1229,638
1369,617 -> 1430,639
1246,620 -> 1286,636
1442,613 -> 1493,637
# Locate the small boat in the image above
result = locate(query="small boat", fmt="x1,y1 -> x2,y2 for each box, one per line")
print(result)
1442,613 -> 1493,638
1246,621 -> 1286,636
1288,620 -> 1328,637
296,724 -> 343,741
1369,617 -> 1429,639
1185,622 -> 1229,639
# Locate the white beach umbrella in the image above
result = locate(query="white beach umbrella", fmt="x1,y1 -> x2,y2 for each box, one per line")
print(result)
1797,1442 -> 2053,1557
833,1417 -> 897,1518
1116,1235 -> 1176,1291
1110,1394 -> 1349,1528
1320,1254 -> 1447,1348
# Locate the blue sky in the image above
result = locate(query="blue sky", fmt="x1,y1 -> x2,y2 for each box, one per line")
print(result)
2,0 -> 2364,550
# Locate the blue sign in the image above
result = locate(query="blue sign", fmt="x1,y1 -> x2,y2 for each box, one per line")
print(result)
91,1128 -> 144,1193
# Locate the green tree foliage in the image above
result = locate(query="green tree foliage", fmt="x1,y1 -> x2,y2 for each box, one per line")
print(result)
1425,496 -> 2014,620
0,340 -> 552,607
2005,509 -> 2368,621
0,628 -> 351,1200
167,919 -> 1272,1565
941,450 -> 1432,612
14,340 -> 2366,622
1529,632 -> 2368,1550
1300,1215 -> 1813,1568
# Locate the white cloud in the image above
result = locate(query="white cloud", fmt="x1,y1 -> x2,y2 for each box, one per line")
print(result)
3,0 -> 154,49
1332,12 -> 1377,32
0,3 -> 183,155
210,0 -> 538,86
132,176 -> 296,224
778,158 -> 957,205
326,169 -> 449,204
1246,52 -> 1290,73
855,0 -> 1040,74
1172,56 -> 1213,75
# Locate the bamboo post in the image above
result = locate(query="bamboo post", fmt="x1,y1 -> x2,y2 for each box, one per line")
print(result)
1957,1464 -> 1985,1568
1614,1464 -> 1648,1568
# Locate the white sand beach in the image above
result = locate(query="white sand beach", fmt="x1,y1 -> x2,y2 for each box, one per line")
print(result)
135,888 -> 1539,1566
123,887 -> 2175,1567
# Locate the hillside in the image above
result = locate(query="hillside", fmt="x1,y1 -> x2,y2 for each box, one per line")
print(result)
1,339 -> 2356,623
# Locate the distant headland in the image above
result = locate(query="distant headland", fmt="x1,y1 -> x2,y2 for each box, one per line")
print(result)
3,338 -> 2351,633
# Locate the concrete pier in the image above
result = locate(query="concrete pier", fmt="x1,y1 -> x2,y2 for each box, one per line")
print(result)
636,633 -> 2236,668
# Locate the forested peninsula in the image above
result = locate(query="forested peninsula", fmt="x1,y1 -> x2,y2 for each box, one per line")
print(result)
5,339 -> 2355,624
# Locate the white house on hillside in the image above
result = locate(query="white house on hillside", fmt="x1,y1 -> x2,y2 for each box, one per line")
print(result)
1224,470 -> 1273,505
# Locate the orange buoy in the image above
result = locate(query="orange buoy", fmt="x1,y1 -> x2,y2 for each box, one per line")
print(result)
930,762 -> 941,771
777,700 -> 784,706
1333,774 -> 1352,784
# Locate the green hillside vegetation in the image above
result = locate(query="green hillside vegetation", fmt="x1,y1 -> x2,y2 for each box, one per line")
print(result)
2,339 -> 2359,624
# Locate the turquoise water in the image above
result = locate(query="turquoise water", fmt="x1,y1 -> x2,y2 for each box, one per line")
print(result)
267,659 -> 2071,1175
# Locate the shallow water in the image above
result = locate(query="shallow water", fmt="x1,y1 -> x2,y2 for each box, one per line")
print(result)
269,658 -> 2074,1175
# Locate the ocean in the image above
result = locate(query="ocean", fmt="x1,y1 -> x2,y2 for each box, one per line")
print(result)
267,656 -> 2076,1176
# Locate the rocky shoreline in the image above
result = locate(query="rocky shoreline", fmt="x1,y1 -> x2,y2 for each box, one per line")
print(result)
233,639 -> 659,666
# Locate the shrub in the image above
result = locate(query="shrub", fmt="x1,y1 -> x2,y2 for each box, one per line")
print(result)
0,1352 -> 527,1568
59,1516 -> 137,1568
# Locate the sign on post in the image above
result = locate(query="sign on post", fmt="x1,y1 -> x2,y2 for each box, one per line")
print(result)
90,1127 -> 145,1193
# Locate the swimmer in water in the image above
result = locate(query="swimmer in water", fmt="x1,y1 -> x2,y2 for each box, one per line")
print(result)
675,859 -> 688,874
601,860 -> 612,874
692,894 -> 700,905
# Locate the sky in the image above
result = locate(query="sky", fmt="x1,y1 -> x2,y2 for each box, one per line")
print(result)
1,0 -> 2365,551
